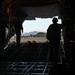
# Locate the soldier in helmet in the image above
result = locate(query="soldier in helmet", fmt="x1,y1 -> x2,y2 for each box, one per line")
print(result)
47,17 -> 63,63
14,17 -> 23,47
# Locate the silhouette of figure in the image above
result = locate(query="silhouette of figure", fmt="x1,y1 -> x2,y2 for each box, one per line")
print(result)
14,17 -> 23,46
46,17 -> 63,63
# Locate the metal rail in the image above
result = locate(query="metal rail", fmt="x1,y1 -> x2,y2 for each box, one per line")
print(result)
0,62 -> 50,75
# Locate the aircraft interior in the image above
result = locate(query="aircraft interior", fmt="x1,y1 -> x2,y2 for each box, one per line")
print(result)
0,0 -> 74,75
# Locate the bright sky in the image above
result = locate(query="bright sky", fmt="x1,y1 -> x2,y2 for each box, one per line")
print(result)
22,16 -> 61,33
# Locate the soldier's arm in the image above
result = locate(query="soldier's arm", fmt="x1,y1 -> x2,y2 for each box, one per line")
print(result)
59,24 -> 65,29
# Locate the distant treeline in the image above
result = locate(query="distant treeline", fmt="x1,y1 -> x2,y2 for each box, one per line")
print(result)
14,31 -> 63,38
22,32 -> 46,37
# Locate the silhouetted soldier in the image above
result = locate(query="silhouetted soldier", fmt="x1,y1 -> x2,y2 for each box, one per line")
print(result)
46,17 -> 63,64
14,17 -> 23,46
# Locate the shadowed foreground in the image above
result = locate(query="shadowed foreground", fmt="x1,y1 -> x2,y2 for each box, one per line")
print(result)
0,42 -> 65,75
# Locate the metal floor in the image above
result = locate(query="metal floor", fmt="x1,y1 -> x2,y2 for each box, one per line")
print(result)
0,42 -> 51,62
0,62 -> 51,75
0,42 -> 65,75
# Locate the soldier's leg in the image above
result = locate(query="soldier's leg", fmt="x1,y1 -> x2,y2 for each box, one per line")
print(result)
16,31 -> 21,46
